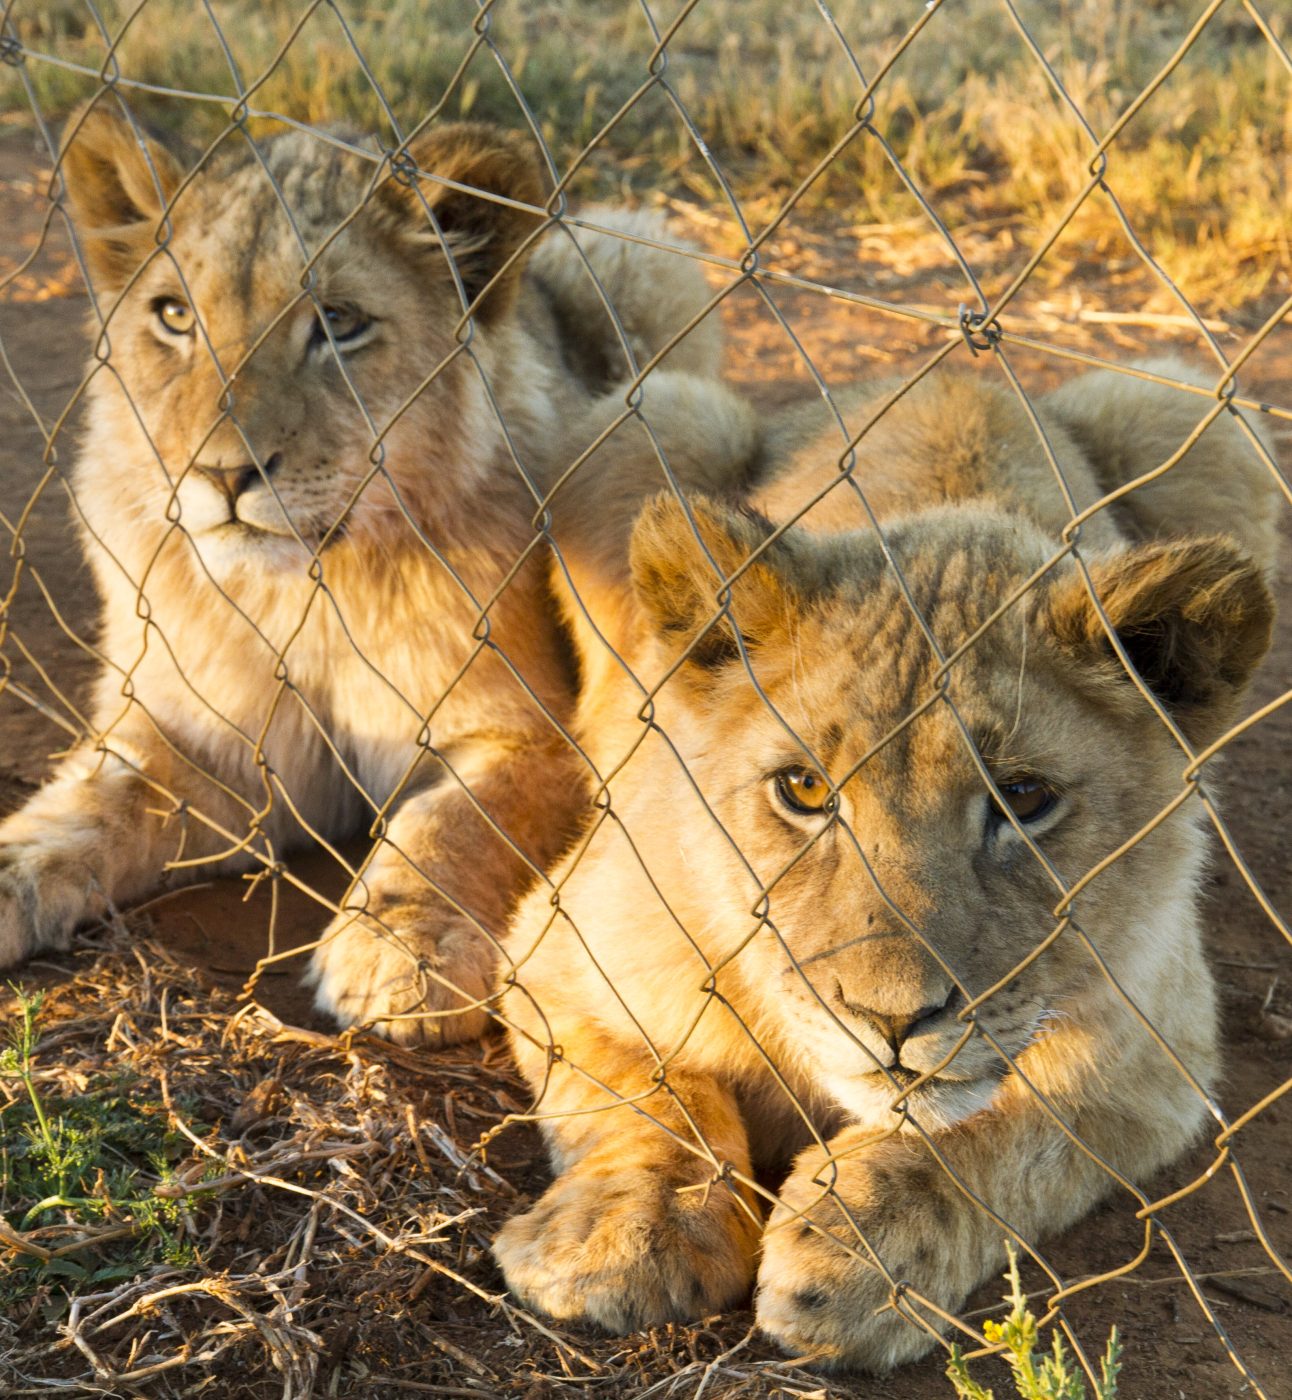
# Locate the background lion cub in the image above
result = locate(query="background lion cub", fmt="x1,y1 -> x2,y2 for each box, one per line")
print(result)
494,365 -> 1278,1369
0,105 -> 753,1044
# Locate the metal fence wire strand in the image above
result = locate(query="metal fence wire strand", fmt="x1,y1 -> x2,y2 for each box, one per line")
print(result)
0,1 -> 1290,1396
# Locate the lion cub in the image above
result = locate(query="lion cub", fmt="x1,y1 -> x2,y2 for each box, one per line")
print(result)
0,106 -> 752,1043
494,364 -> 1278,1369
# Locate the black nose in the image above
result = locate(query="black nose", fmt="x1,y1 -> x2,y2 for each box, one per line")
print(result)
197,451 -> 281,503
836,983 -> 960,1051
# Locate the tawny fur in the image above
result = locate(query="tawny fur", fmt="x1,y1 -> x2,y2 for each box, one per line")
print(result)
0,104 -> 756,1046
526,208 -> 725,391
493,360 -> 1279,1369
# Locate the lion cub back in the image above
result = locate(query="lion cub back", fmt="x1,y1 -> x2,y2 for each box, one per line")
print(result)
750,362 -> 1280,574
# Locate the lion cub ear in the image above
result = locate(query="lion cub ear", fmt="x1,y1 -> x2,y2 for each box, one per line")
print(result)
630,494 -> 801,673
1045,536 -> 1273,746
384,122 -> 545,320
59,103 -> 184,294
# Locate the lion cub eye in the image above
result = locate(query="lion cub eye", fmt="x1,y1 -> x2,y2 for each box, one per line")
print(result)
994,778 -> 1058,825
775,766 -> 835,816
313,303 -> 372,348
154,297 -> 195,336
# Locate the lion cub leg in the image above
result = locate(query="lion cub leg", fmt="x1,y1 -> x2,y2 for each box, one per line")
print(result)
756,1013 -> 1215,1372
0,729 -> 253,968
493,1046 -> 762,1330
309,733 -> 585,1046
0,750 -> 157,966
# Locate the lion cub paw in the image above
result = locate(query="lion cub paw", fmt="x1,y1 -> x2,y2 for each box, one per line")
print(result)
494,1162 -> 759,1330
756,1149 -> 971,1372
0,842 -> 95,969
309,910 -> 493,1047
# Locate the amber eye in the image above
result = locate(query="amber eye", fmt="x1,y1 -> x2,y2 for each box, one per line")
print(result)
995,778 -> 1058,825
775,767 -> 835,816
313,303 -> 372,347
154,297 -> 195,336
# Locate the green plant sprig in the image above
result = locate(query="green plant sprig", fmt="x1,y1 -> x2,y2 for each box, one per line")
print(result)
947,1242 -> 1121,1400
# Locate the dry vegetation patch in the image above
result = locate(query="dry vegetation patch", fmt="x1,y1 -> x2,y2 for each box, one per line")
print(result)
2,928 -> 535,1396
1,930 -> 857,1398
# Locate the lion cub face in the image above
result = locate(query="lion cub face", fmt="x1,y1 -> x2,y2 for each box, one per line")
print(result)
628,498 -> 1271,1131
62,109 -> 541,580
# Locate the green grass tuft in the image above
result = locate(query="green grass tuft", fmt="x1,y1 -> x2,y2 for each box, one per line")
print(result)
1,985 -> 211,1306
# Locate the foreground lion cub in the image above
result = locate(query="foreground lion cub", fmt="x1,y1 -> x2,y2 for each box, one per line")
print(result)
0,106 -> 752,1043
494,364 -> 1278,1369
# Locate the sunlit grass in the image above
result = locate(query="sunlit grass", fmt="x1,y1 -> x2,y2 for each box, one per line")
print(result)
1,0 -> 1288,310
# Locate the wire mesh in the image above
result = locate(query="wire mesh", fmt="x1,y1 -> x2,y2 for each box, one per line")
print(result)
0,2 -> 1289,1397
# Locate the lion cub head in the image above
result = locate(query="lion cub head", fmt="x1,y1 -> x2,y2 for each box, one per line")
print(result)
624,496 -> 1272,1131
61,105 -> 543,580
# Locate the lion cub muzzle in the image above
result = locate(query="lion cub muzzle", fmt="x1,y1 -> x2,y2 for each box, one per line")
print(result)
831,974 -> 960,1067
819,930 -> 961,1071
191,451 -> 282,514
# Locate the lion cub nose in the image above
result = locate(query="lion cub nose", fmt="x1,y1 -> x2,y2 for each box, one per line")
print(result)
866,997 -> 954,1051
195,451 -> 282,505
835,980 -> 960,1053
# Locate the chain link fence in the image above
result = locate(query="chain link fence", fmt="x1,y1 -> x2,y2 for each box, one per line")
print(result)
1,2 -> 1290,1397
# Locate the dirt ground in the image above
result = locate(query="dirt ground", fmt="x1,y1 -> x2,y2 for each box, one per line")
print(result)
2,116 -> 1291,1399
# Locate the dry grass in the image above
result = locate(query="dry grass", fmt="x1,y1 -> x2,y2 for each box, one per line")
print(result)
1,924 -> 861,1398
1,0 -> 1288,312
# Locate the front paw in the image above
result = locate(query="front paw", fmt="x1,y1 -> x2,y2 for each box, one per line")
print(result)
0,841 -> 98,969
756,1145 -> 976,1372
495,1160 -> 760,1330
309,907 -> 494,1047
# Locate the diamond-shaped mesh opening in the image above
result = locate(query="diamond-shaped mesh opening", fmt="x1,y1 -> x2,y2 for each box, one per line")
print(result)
1,3 -> 1290,1397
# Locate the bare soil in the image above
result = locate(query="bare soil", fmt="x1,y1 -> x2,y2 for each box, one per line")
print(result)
2,121 -> 1291,1398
